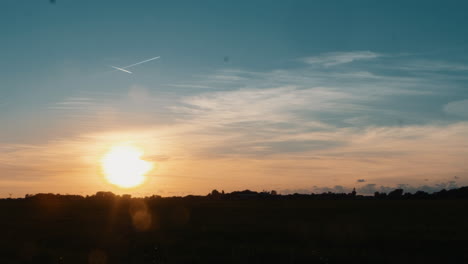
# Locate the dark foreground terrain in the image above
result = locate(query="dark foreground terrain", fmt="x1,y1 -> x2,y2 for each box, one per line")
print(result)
1,190 -> 468,263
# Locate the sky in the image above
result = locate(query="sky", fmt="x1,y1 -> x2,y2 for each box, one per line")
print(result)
1,0 -> 468,197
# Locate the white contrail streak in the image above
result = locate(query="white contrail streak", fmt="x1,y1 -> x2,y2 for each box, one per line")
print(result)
110,56 -> 160,74
121,56 -> 160,69
111,66 -> 133,74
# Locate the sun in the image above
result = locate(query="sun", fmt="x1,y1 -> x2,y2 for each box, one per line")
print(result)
101,145 -> 153,188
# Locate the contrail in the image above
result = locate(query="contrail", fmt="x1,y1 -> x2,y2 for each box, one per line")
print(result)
121,56 -> 160,69
110,56 -> 160,74
111,66 -> 133,74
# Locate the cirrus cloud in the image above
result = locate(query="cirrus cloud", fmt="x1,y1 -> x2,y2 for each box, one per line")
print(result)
444,99 -> 468,117
303,51 -> 381,67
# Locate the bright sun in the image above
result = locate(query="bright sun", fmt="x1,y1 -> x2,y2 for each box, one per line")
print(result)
101,145 -> 153,188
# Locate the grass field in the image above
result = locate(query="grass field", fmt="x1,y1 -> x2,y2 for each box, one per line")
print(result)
1,197 -> 468,263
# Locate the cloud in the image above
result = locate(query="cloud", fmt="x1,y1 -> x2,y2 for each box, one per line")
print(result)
42,51 -> 455,144
2,122 -> 468,196
282,181 -> 460,195
175,86 -> 359,126
303,51 -> 381,67
2,51 -> 468,196
167,84 -> 214,89
388,60 -> 468,72
356,181 -> 459,195
444,99 -> 468,117
357,179 -> 366,183
47,97 -> 95,110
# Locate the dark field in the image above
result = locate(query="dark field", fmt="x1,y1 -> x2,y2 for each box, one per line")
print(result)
1,196 -> 468,263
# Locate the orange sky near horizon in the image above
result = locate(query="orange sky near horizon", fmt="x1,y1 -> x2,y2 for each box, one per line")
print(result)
1,121 -> 467,198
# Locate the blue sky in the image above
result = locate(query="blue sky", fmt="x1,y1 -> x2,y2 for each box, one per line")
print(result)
1,0 -> 468,196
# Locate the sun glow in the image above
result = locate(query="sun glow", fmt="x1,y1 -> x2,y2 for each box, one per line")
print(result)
101,145 -> 153,188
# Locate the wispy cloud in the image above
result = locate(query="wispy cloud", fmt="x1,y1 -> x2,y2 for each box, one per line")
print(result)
167,84 -> 214,89
444,99 -> 468,117
47,97 -> 95,110
388,60 -> 468,72
1,121 -> 468,196
174,86 -> 359,126
281,181 -> 460,195
2,51 -> 468,196
303,51 -> 381,67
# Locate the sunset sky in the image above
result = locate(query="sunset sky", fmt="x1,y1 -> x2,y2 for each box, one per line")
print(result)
1,0 -> 468,197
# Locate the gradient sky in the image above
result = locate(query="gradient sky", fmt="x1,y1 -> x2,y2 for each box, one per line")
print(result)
1,0 -> 468,197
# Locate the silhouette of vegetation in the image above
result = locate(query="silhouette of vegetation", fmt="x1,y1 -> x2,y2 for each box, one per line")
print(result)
2,187 -> 468,263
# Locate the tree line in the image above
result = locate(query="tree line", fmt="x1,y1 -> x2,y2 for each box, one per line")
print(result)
3,186 -> 468,201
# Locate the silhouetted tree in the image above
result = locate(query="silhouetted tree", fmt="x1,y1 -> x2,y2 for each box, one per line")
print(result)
413,190 -> 429,199
374,191 -> 387,199
94,191 -> 116,200
388,188 -> 404,198
208,189 -> 222,199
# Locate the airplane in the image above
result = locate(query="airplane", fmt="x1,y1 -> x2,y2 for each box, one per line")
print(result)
111,56 -> 160,74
